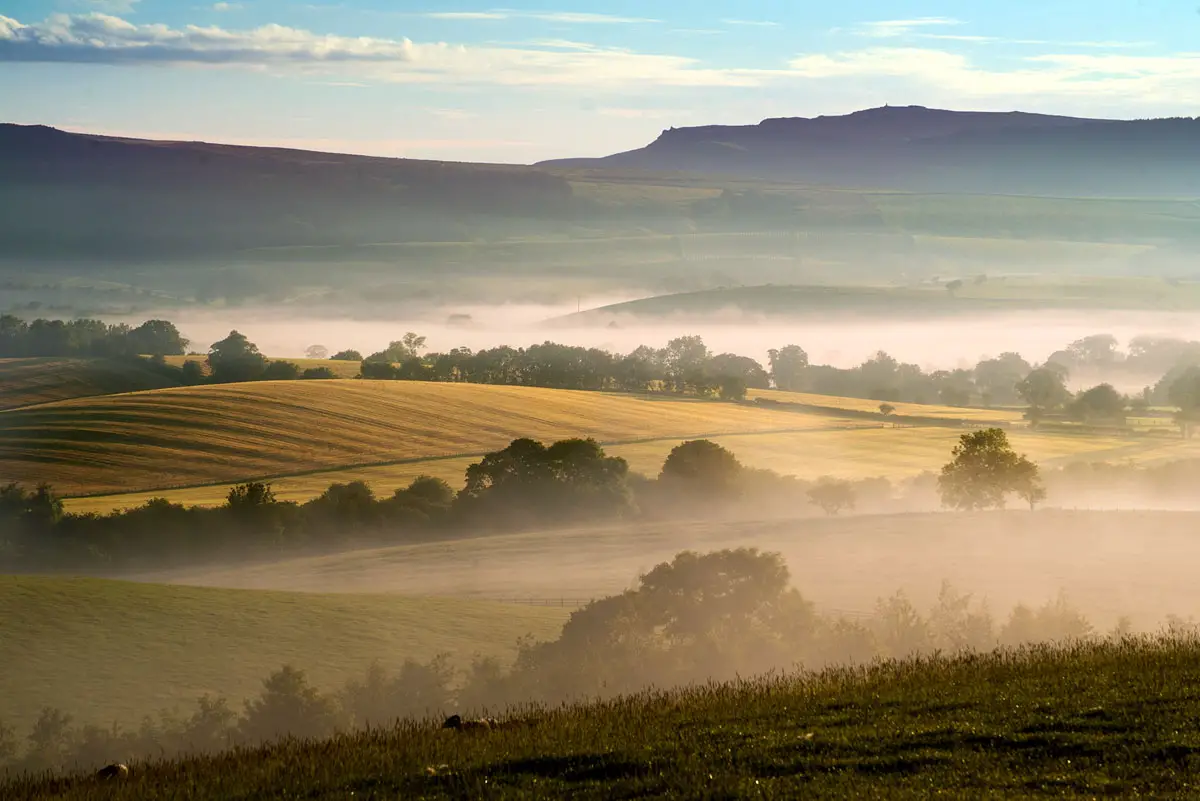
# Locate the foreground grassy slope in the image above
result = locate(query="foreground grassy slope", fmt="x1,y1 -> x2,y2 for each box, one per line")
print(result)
11,638 -> 1200,799
0,576 -> 567,733
0,358 -> 181,411
0,380 -> 861,496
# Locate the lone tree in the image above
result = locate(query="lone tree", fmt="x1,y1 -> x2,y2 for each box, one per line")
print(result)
659,439 -> 743,501
938,428 -> 1045,510
807,479 -> 857,516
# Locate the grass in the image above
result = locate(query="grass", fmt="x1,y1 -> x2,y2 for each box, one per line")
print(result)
747,389 -> 1024,421
10,637 -> 1200,798
0,576 -> 568,734
0,358 -> 181,411
0,380 -> 862,498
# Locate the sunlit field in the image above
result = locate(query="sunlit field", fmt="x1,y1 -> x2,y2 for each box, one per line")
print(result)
0,380 -> 858,497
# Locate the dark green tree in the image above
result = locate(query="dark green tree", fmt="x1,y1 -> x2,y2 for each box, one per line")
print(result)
938,428 -> 1045,510
207,330 -> 267,383
659,440 -> 743,501
262,360 -> 301,381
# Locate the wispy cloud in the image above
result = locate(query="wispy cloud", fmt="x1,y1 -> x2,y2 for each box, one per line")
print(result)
0,13 -> 748,86
212,2 -> 242,11
851,18 -> 1151,49
787,46 -> 1200,105
423,10 -> 658,24
855,18 -> 962,38
722,19 -> 779,28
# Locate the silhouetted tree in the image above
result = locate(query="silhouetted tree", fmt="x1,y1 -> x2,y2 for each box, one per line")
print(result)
807,479 -> 857,516
767,345 -> 808,391
239,666 -> 341,744
330,349 -> 363,361
262,360 -> 301,381
659,440 -> 742,502
207,330 -> 267,383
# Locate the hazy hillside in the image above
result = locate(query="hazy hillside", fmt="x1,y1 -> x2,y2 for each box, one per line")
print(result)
542,106 -> 1200,196
0,124 -> 572,258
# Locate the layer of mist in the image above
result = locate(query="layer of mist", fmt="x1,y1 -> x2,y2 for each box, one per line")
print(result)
110,302 -> 1200,388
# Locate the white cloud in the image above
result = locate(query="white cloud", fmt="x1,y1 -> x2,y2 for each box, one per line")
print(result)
787,46 -> 1200,105
722,19 -> 779,28
212,2 -> 242,11
856,18 -> 961,39
1,11 -> 1195,107
0,13 -> 748,86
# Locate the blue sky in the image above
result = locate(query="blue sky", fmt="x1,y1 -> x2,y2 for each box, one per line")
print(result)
1,0 -> 1198,162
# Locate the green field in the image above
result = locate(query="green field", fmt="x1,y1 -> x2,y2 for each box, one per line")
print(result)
0,576 -> 568,733
0,358 -> 182,411
10,637 -> 1200,798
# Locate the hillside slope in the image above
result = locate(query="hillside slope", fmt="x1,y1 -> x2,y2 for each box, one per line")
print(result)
0,380 -> 858,496
0,357 -> 183,410
542,106 -> 1200,197
0,124 -> 571,257
0,576 -> 567,732
10,638 -> 1200,798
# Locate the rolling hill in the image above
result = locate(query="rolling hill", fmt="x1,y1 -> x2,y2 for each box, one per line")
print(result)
0,123 -> 571,258
542,105 -> 1200,197
0,380 -> 864,497
2,377 -> 1187,511
561,278 -> 1200,322
0,575 -> 568,733
0,357 -> 183,411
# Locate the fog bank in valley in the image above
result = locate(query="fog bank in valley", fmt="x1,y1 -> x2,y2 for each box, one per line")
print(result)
116,302 -> 1200,388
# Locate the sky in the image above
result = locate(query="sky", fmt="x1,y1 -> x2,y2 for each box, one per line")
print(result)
1,0 -> 1198,163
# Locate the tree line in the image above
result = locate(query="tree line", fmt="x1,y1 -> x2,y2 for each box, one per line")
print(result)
9,314 -> 1200,426
1,430 -> 1043,572
1,546 -> 1168,779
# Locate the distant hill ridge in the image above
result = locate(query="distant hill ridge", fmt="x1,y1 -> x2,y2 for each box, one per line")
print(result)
541,105 -> 1200,196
